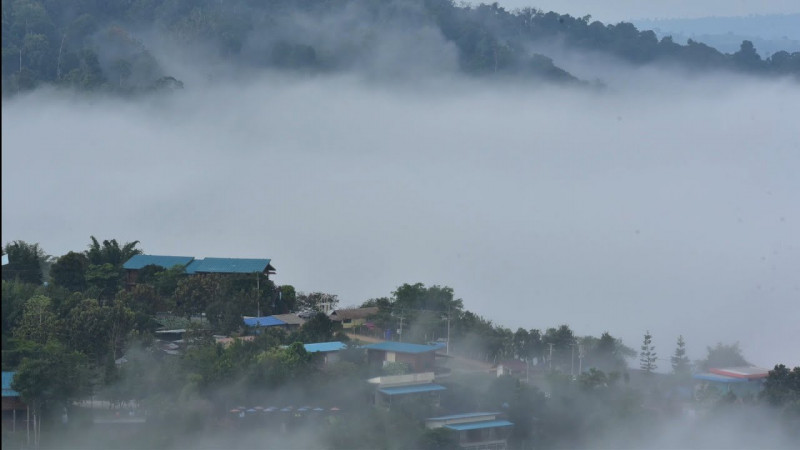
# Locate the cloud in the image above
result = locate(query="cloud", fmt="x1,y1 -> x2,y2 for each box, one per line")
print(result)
2,65 -> 799,368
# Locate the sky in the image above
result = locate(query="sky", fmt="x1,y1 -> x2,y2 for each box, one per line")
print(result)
491,0 -> 800,23
3,65 -> 799,369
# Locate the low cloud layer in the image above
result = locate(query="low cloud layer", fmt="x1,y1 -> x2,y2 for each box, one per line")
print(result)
3,67 -> 798,368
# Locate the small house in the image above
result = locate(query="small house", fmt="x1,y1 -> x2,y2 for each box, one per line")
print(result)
363,341 -> 441,373
425,412 -> 513,450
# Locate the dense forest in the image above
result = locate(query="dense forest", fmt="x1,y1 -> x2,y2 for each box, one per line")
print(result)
2,238 -> 799,449
3,0 -> 800,95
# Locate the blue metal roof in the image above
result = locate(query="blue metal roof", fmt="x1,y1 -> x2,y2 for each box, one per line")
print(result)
122,254 -> 194,270
378,384 -> 446,396
363,341 -> 441,354
243,316 -> 286,327
2,372 -> 19,397
693,373 -> 747,383
445,420 -> 514,431
185,258 -> 273,274
304,342 -> 348,353
427,412 -> 500,421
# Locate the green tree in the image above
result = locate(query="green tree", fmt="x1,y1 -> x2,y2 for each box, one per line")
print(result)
760,364 -> 800,414
417,427 -> 459,450
639,330 -> 657,374
86,236 -> 142,267
50,251 -> 88,292
699,342 -> 750,370
299,312 -> 337,343
85,262 -> 122,300
671,335 -> 691,376
12,294 -> 60,345
2,240 -> 49,285
296,291 -> 339,313
11,341 -> 89,437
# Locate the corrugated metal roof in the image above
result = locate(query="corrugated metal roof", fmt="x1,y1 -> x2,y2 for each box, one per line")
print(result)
2,372 -> 19,397
272,314 -> 306,326
243,316 -> 286,327
122,255 -> 194,270
304,342 -> 348,353
708,366 -> 770,379
693,373 -> 748,383
427,412 -> 500,421
363,341 -> 441,354
185,258 -> 273,274
445,420 -> 514,431
378,384 -> 446,396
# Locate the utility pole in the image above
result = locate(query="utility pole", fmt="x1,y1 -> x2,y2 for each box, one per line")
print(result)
578,343 -> 584,374
398,311 -> 405,342
571,343 -> 576,377
442,308 -> 451,355
256,272 -> 260,317
548,343 -> 554,371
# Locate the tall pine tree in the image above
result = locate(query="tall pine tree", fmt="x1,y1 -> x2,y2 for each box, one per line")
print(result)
640,330 -> 657,374
671,335 -> 691,376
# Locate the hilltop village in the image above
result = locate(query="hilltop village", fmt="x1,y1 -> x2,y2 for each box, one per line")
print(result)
2,239 -> 799,449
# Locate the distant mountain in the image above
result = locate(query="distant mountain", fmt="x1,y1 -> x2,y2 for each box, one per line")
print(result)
632,14 -> 800,55
2,1 -> 798,96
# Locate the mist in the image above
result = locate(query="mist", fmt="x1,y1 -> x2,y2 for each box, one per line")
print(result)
3,58 -> 799,370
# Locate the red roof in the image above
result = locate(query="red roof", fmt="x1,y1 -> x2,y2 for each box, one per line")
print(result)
708,366 -> 770,380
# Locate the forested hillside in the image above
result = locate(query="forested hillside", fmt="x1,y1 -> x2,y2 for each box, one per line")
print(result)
3,0 -> 799,95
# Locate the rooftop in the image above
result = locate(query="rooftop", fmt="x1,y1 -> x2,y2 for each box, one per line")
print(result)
272,313 -> 306,326
186,258 -> 275,274
378,384 -> 446,396
445,420 -> 514,431
243,316 -> 286,327
304,342 -> 348,353
122,254 -> 194,270
329,307 -> 379,321
708,366 -> 770,379
363,341 -> 441,354
427,412 -> 500,421
2,371 -> 19,397
693,372 -> 748,383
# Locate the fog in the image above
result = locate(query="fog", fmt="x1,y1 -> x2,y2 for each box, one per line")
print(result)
3,58 -> 799,369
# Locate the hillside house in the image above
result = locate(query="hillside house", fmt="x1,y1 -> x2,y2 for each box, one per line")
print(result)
329,307 -> 379,330
425,412 -> 513,450
693,366 -> 770,398
303,341 -> 349,365
2,372 -> 27,433
123,254 -> 276,290
367,372 -> 445,411
363,341 -> 441,373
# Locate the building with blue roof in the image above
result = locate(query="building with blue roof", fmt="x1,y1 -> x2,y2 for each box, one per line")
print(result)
425,410 -> 514,449
2,371 -> 27,433
185,258 -> 275,275
304,342 -> 349,365
364,341 -> 441,373
122,254 -> 276,293
243,316 -> 286,328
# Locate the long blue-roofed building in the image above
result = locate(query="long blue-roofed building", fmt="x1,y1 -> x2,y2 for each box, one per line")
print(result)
425,412 -> 514,450
122,254 -> 276,290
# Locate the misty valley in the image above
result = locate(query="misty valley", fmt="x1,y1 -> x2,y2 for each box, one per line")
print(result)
2,1 -> 800,450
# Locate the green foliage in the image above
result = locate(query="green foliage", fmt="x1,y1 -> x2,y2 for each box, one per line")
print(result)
760,364 -> 800,414
2,240 -> 48,285
12,340 -> 90,414
50,251 -> 88,292
417,427 -> 459,450
12,294 -> 60,345
699,342 -> 750,370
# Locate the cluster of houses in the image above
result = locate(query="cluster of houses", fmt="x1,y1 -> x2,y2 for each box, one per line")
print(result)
0,253 -> 776,448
